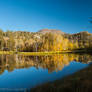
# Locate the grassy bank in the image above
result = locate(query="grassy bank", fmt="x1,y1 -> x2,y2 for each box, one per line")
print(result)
0,51 -> 64,55
0,51 -> 67,55
0,49 -> 91,55
18,51 -> 72,56
0,51 -> 15,55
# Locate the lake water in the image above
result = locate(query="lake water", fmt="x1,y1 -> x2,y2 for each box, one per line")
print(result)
0,53 -> 92,92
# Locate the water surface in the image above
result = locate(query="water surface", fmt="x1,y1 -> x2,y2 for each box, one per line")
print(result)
0,53 -> 92,91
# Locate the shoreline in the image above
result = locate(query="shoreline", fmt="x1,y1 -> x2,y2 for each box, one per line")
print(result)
0,49 -> 91,55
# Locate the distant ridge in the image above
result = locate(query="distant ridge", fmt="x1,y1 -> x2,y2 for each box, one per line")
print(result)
38,29 -> 92,36
38,29 -> 92,40
38,29 -> 65,34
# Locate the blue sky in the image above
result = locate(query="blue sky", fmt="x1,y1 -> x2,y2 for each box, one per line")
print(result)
0,0 -> 92,33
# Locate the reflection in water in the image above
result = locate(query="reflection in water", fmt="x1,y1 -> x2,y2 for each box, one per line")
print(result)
0,53 -> 92,74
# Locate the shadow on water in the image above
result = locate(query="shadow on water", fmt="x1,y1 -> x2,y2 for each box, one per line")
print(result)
31,64 -> 92,92
0,53 -> 92,92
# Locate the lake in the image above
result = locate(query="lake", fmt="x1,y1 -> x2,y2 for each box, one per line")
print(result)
0,53 -> 92,92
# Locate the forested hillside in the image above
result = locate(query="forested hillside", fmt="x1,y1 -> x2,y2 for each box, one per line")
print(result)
0,29 -> 92,52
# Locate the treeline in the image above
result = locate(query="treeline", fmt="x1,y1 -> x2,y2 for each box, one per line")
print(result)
65,31 -> 92,49
0,29 -> 92,52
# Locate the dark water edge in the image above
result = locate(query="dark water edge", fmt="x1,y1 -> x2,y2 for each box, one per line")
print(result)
31,64 -> 92,92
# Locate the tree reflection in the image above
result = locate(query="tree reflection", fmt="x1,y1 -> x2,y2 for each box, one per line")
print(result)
0,53 -> 92,74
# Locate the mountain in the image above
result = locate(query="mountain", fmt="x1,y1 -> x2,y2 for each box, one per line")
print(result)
38,29 -> 65,35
